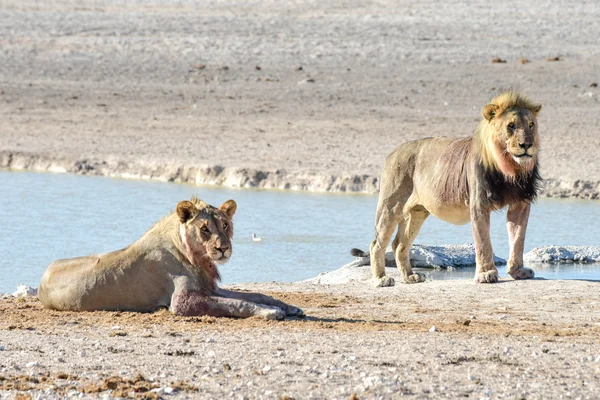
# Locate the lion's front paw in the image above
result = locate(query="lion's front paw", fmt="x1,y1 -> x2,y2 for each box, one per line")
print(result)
285,305 -> 304,317
475,270 -> 499,284
405,272 -> 426,284
508,267 -> 535,280
372,276 -> 395,287
259,306 -> 285,320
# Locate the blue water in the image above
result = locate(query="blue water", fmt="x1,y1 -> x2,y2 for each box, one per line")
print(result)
1,170 -> 599,293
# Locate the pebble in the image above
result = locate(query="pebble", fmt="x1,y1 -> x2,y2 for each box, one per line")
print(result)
206,337 -> 215,343
26,361 -> 39,368
150,388 -> 165,395
164,387 -> 174,394
0,345 -> 5,351
262,365 -> 272,373
207,350 -> 216,357
429,326 -> 437,332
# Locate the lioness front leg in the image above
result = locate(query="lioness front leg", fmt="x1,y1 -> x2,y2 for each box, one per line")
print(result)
506,202 -> 535,280
170,290 -> 285,320
471,208 -> 499,283
216,288 -> 303,316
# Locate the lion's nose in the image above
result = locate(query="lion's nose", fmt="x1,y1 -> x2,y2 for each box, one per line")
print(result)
519,142 -> 532,150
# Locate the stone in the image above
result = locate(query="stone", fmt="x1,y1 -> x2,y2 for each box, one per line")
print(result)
524,246 -> 600,264
306,244 -> 506,284
12,284 -> 38,297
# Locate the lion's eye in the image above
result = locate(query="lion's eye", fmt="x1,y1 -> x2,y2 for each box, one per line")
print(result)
507,122 -> 515,130
201,226 -> 210,234
529,121 -> 535,128
222,222 -> 228,230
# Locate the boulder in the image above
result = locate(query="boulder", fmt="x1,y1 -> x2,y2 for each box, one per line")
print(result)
307,244 -> 506,284
524,246 -> 600,264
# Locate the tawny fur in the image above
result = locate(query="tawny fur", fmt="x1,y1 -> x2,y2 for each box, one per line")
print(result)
39,197 -> 303,319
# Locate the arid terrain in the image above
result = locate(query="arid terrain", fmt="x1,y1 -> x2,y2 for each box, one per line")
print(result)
1,1 -> 600,399
2,279 -> 600,399
0,0 -> 599,196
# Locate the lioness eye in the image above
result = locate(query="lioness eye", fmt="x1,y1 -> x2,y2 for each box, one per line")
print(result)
507,122 -> 515,130
223,222 -> 228,230
201,226 -> 210,234
529,121 -> 535,128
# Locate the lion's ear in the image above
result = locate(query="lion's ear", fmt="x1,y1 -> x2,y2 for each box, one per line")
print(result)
531,104 -> 542,114
482,104 -> 499,121
219,199 -> 237,218
176,200 -> 198,223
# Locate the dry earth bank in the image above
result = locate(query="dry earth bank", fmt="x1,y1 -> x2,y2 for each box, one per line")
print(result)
1,280 -> 600,399
1,0 -> 599,197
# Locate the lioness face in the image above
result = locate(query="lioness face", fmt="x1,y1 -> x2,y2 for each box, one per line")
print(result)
177,199 -> 237,264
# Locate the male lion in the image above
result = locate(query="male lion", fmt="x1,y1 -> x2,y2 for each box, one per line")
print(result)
39,196 -> 303,319
354,91 -> 541,287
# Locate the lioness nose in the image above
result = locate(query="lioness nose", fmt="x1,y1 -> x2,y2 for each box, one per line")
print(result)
519,142 -> 532,150
216,245 -> 230,253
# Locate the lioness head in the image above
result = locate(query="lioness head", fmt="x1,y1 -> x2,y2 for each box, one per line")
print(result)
481,91 -> 542,174
176,197 -> 237,265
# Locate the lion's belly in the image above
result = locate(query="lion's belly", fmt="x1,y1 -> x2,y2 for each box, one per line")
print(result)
425,204 -> 471,226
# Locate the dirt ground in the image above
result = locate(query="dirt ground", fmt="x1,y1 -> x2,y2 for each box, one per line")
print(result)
0,0 -> 599,196
1,279 -> 600,399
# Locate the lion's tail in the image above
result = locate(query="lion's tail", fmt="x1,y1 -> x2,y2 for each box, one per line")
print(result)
350,248 -> 369,258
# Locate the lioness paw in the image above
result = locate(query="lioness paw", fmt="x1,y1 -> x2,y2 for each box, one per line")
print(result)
259,306 -> 285,320
405,272 -> 426,284
284,305 -> 304,317
475,270 -> 499,284
508,267 -> 535,280
373,276 -> 395,287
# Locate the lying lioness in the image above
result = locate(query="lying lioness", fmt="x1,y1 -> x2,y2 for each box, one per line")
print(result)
355,91 -> 542,287
39,196 -> 303,319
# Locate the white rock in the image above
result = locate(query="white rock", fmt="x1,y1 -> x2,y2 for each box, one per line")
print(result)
306,244 -> 506,284
150,388 -> 165,395
525,246 -> 600,264
429,326 -> 437,333
262,365 -> 272,373
12,284 -> 38,297
207,350 -> 216,357
26,361 -> 39,368
206,337 -> 215,343
164,387 -> 174,394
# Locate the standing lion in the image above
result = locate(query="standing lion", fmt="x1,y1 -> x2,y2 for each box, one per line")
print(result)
355,91 -> 541,287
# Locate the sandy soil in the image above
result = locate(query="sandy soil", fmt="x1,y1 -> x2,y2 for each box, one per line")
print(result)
1,280 -> 600,399
1,0 -> 599,196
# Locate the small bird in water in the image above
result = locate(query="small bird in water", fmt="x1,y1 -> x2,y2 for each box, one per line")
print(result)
251,233 -> 263,242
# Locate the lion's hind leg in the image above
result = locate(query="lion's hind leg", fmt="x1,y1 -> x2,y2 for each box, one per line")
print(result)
370,206 -> 402,288
394,206 -> 429,284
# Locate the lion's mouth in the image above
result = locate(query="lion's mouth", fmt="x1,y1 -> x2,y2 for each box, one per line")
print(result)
210,250 -> 231,264
512,153 -> 532,158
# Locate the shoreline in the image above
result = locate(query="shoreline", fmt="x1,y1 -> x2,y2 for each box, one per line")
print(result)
2,150 -> 599,199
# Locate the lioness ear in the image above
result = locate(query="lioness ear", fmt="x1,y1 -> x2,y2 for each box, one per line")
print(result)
219,199 -> 237,218
531,104 -> 542,114
176,200 -> 198,223
482,104 -> 499,121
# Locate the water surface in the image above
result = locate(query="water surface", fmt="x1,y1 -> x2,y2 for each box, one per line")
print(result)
1,170 -> 599,293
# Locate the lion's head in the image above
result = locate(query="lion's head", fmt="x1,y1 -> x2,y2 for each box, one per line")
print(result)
176,196 -> 237,266
480,91 -> 542,178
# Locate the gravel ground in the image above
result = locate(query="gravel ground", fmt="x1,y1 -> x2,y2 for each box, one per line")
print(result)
0,0 -> 599,196
1,279 -> 600,399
